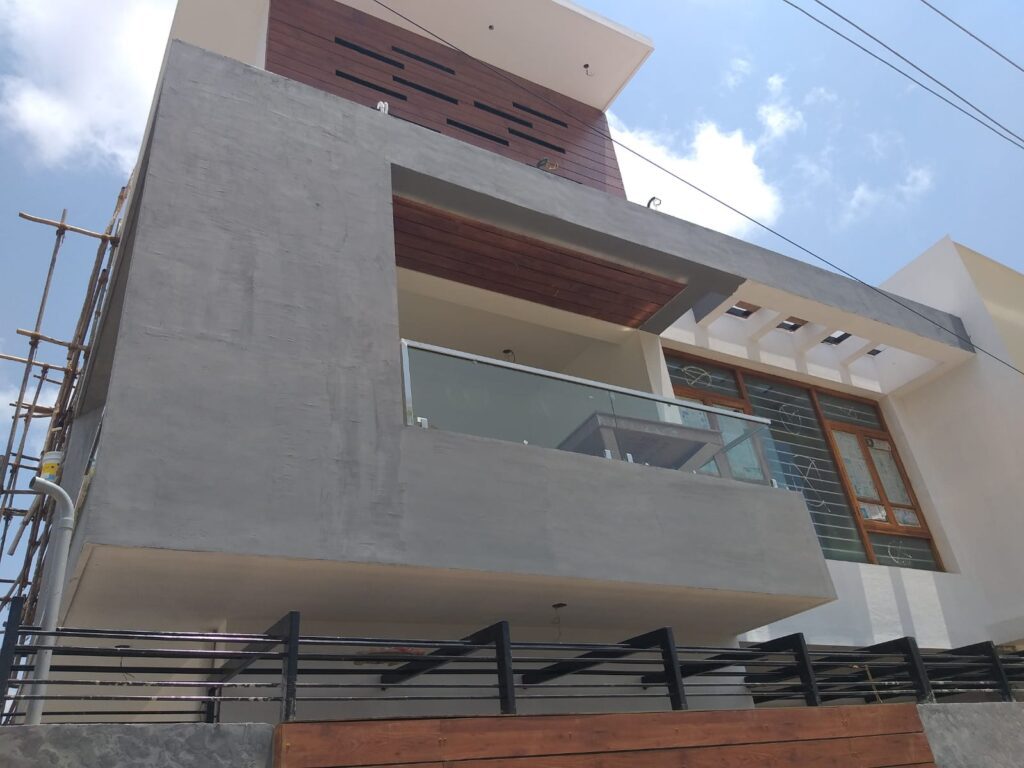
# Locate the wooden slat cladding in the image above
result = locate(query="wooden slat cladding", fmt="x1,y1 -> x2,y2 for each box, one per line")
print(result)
393,197 -> 683,328
274,704 -> 935,768
266,0 -> 625,195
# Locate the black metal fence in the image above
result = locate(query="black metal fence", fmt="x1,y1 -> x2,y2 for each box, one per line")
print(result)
2,599 -> 1021,724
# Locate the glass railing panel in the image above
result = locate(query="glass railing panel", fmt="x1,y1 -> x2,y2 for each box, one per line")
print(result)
403,342 -> 787,487
405,346 -> 615,454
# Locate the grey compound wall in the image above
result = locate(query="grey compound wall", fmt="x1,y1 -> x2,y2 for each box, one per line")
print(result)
0,723 -> 273,768
61,42 -> 843,626
918,703 -> 1024,768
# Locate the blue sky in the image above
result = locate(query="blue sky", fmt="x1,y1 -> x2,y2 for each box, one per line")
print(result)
0,1 -> 1022,578
589,0 -> 1024,277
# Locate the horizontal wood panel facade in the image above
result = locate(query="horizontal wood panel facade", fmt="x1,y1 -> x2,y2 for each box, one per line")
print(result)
393,197 -> 684,328
274,704 -> 935,768
266,0 -> 625,195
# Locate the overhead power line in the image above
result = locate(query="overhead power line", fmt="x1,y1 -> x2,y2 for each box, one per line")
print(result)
368,0 -> 1024,379
916,0 -> 1024,76
778,0 -> 1024,152
808,0 -> 1024,148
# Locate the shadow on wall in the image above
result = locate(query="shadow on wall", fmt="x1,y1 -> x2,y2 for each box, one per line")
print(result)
745,559 -> 993,649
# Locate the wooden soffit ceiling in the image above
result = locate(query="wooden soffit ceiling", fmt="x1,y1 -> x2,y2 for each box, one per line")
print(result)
393,197 -> 685,328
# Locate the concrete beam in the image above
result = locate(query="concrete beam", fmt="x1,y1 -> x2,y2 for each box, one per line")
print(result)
841,339 -> 877,366
640,276 -> 745,334
694,289 -> 743,328
746,310 -> 786,344
793,323 -> 835,354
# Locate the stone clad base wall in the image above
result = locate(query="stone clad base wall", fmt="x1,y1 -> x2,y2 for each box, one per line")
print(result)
0,723 -> 273,768
918,703 -> 1024,768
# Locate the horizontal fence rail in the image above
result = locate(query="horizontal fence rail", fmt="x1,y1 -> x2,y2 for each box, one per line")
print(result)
1,609 -> 1021,724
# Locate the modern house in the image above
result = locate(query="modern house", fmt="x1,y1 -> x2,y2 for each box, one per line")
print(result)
5,0 -> 1024,749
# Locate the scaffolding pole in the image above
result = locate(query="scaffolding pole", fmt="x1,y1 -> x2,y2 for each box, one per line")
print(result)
0,185 -> 128,623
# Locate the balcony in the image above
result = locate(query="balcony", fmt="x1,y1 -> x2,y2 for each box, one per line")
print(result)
401,340 -> 784,485
383,339 -> 838,637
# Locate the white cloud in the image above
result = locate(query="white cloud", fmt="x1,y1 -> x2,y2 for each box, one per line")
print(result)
804,86 -> 838,106
757,103 -> 805,143
840,166 -> 934,227
897,166 -> 934,200
795,150 -> 833,187
722,58 -> 752,89
0,381 -> 60,481
609,114 -> 782,238
755,75 -> 805,144
0,0 -> 176,173
866,130 -> 904,160
839,183 -> 884,227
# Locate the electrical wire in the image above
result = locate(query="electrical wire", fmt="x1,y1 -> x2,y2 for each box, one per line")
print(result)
916,0 -> 1024,76
808,0 -> 1024,148
368,0 -> 1024,378
779,0 -> 1024,151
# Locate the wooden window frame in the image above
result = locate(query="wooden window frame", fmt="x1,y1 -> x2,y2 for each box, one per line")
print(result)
826,423 -> 930,535
664,350 -> 943,571
669,363 -> 769,483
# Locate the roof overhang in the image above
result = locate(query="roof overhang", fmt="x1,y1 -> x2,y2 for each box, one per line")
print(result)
660,280 -> 975,397
340,0 -> 654,110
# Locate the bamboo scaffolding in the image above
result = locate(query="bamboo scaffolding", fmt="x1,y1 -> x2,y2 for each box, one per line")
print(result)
0,352 -> 71,373
17,212 -> 120,243
16,328 -> 89,351
0,186 -> 128,621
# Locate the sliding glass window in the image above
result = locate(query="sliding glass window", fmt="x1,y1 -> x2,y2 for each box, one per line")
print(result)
666,352 -> 941,571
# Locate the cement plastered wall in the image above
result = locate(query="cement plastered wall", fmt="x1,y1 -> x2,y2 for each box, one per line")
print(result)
397,428 -> 830,598
880,240 -> 1024,645
918,703 -> 1024,768
59,41 -> 833,624
170,0 -> 268,68
0,723 -> 273,768
743,558 -> 993,649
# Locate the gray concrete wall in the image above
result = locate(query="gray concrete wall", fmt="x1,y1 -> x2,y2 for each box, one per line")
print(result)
59,406 -> 102,505
59,41 -> 834,631
918,703 -> 1024,768
0,723 -> 273,768
398,429 -> 829,598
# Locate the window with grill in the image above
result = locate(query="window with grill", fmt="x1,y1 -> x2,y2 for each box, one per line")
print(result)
665,351 -> 941,570
825,395 -> 938,571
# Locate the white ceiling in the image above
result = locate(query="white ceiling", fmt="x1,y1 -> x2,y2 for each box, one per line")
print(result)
397,269 -> 629,371
67,544 -> 816,643
340,0 -> 654,110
